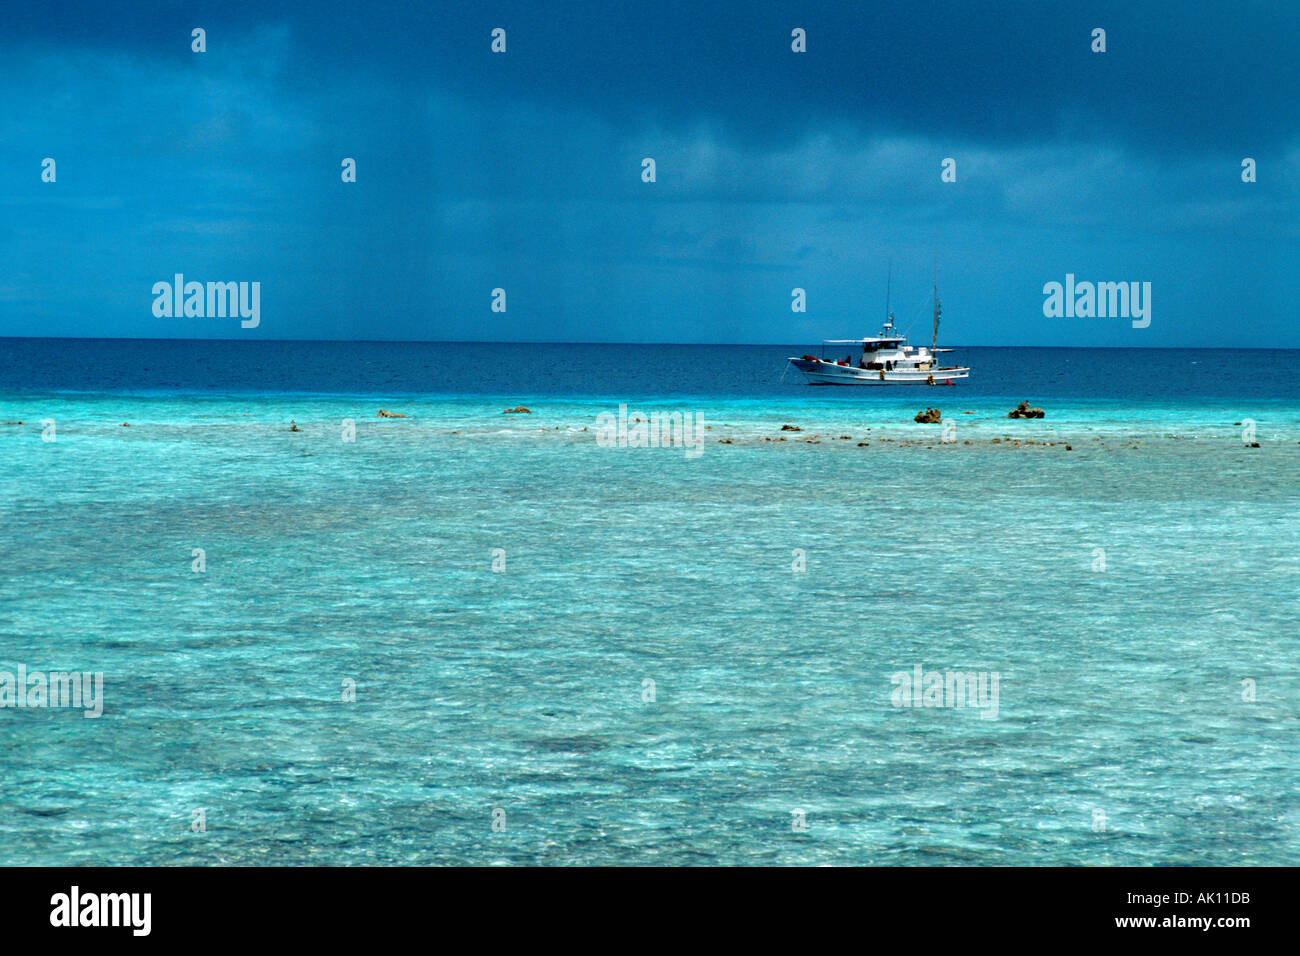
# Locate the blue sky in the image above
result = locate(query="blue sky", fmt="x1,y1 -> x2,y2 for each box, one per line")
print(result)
1,1 -> 1296,345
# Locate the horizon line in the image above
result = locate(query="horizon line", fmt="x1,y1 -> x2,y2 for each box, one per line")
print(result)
0,336 -> 1295,351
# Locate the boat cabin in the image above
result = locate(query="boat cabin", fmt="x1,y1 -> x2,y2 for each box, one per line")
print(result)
821,334 -> 935,372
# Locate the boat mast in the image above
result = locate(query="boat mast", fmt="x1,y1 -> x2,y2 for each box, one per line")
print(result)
931,263 -> 941,351
884,261 -> 892,329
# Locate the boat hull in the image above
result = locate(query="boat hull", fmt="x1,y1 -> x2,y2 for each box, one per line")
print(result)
788,359 -> 969,385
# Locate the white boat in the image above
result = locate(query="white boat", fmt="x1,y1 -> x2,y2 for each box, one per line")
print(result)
787,272 -> 970,386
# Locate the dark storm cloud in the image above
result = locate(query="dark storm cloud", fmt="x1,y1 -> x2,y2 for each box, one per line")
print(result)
9,1 -> 1298,154
0,2 -> 1296,345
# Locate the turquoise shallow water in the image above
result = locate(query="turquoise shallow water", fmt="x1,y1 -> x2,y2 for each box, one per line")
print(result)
2,386 -> 1298,865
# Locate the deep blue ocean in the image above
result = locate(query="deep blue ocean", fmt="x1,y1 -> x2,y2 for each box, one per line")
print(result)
3,338 -> 1300,402
2,338 -> 1297,865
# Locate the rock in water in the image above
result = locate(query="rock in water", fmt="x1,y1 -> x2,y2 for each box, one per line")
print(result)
1007,401 -> 1045,419
914,408 -> 942,424
504,406 -> 532,414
